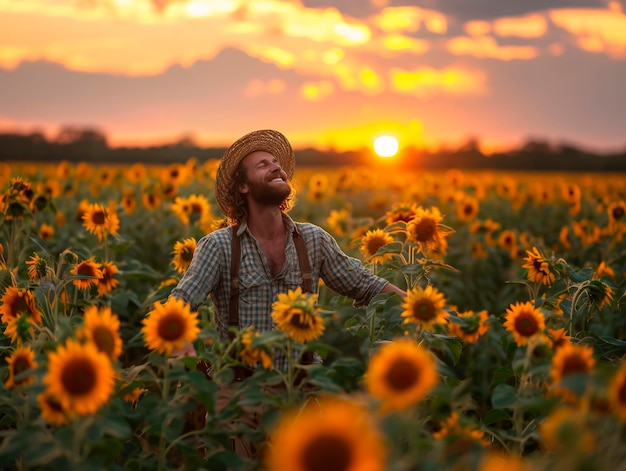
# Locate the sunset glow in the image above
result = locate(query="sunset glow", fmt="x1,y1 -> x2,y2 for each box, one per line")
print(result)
0,0 -> 624,152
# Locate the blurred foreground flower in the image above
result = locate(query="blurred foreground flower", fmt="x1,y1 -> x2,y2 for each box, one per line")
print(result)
365,338 -> 439,412
265,396 -> 386,471
141,297 -> 200,355
43,339 -> 115,417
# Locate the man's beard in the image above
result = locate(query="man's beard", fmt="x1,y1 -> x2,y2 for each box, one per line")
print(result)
247,179 -> 292,207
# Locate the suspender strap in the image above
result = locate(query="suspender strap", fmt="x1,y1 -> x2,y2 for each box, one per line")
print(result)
293,228 -> 313,293
228,225 -> 242,333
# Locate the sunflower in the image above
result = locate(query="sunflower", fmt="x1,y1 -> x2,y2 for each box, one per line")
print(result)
594,261 -> 615,279
0,286 -> 43,325
561,182 -> 581,205
171,237 -> 197,274
522,246 -> 556,286
538,406 -> 594,453
547,328 -> 571,350
4,345 -> 38,388
127,163 -> 148,183
607,200 -> 626,226
43,338 -> 115,416
471,241 -> 488,259
81,202 -> 120,241
326,209 -> 350,237
559,225 -> 573,249
97,261 -> 120,295
271,288 -> 324,343
265,396 -> 386,471
365,338 -> 439,411
448,310 -> 489,343
359,229 -> 395,264
307,173 -> 329,203
240,330 -> 273,370
405,206 -> 446,252
607,362 -> 626,421
38,222 -> 55,240
37,390 -> 72,425
497,229 -> 519,259
550,343 -> 595,385
456,195 -> 479,222
433,411 -> 490,455
401,285 -> 448,331
120,188 -> 137,215
25,253 -> 49,281
384,202 -> 419,226
479,452 -> 531,471
79,305 -> 123,361
161,163 -> 189,186
69,257 -> 103,290
142,188 -> 162,210
503,301 -> 545,347
142,297 -> 200,355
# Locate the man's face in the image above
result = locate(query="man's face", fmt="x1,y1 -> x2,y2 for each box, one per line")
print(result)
239,151 -> 291,206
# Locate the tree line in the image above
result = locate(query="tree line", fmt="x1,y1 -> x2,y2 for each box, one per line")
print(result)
1,127 -> 625,172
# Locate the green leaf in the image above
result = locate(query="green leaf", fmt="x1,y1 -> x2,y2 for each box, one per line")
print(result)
491,383 -> 517,409
490,365 -> 514,388
484,408 -> 512,425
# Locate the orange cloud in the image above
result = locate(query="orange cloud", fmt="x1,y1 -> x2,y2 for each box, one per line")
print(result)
300,80 -> 334,101
492,13 -> 547,38
389,66 -> 485,97
372,6 -> 447,34
549,7 -> 626,58
447,36 -> 538,60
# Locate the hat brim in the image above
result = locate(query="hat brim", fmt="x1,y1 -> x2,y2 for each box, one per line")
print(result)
215,129 -> 295,217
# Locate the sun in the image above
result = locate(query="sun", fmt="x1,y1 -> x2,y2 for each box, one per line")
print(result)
373,135 -> 399,158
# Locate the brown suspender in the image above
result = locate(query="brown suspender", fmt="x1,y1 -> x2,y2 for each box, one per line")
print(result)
229,224 -> 314,332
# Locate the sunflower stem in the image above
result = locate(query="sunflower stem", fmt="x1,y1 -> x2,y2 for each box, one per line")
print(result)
158,363 -> 171,471
286,340 -> 295,404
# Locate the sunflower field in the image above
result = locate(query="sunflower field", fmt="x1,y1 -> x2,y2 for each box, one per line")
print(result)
1,159 -> 625,471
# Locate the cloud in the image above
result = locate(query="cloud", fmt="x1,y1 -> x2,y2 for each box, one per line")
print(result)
550,5 -> 626,58
389,66 -> 486,97
447,36 -> 539,60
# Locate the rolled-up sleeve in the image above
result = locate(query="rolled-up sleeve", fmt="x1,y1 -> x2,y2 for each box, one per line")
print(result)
317,228 -> 388,308
170,234 -> 223,311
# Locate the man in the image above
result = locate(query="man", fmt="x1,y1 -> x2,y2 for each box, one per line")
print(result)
170,129 -> 405,457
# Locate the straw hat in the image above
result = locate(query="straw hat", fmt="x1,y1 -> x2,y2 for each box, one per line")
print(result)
215,129 -> 295,217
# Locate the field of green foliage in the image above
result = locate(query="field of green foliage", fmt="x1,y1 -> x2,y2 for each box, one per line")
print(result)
0,159 -> 625,471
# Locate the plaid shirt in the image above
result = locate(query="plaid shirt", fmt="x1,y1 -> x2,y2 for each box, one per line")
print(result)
171,214 -> 388,371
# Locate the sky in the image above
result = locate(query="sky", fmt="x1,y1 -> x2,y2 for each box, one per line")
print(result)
0,0 -> 625,154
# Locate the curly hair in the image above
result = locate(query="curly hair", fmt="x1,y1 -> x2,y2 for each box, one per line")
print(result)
224,163 -> 296,226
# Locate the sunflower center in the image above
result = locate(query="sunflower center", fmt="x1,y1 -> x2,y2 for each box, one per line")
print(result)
412,218 -> 436,242
11,297 -> 31,318
288,308 -> 311,329
561,354 -> 590,377
612,207 -> 625,220
301,433 -> 353,471
62,357 -> 97,396
78,264 -> 98,276
157,313 -> 186,341
12,356 -> 33,383
366,238 -> 386,255
181,247 -> 194,263
384,356 -> 419,392
514,312 -> 538,336
93,210 -> 106,225
412,300 -> 435,322
92,326 -> 116,357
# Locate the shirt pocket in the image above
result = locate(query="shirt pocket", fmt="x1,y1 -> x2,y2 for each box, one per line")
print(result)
238,270 -> 268,305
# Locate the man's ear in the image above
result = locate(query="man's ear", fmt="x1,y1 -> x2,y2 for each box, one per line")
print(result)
238,182 -> 249,195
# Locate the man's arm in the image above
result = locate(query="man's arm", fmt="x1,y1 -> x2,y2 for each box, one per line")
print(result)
380,282 -> 407,299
